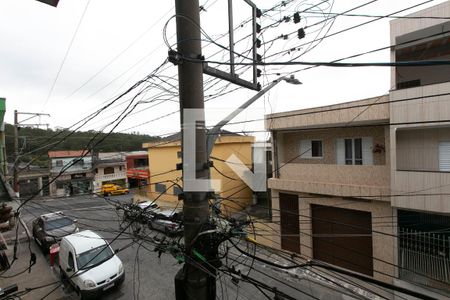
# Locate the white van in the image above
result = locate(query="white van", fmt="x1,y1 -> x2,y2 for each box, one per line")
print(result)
59,230 -> 125,299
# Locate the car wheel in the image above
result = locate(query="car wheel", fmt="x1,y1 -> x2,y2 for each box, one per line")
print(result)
33,233 -> 39,245
59,266 -> 66,281
41,242 -> 50,254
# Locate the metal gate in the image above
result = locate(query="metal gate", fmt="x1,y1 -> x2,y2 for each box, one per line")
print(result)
399,227 -> 450,287
279,193 -> 300,254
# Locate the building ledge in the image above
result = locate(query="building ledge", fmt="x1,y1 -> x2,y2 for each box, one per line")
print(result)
268,178 -> 390,201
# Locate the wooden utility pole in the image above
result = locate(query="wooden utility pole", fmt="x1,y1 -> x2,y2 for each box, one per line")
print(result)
173,0 -> 214,299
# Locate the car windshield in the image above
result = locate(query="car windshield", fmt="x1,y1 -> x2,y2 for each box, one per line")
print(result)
76,245 -> 114,270
44,217 -> 73,231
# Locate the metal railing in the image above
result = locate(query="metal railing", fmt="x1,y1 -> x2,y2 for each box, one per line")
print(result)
399,227 -> 450,287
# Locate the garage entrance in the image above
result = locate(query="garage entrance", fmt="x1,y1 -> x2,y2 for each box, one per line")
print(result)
311,205 -> 373,276
279,193 -> 300,253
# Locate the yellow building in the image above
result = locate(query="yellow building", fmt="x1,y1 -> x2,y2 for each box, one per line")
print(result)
142,134 -> 255,216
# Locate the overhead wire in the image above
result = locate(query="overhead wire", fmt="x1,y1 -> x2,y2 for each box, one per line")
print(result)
42,0 -> 92,108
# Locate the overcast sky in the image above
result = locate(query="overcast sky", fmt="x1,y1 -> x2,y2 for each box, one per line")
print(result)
0,0 -> 447,139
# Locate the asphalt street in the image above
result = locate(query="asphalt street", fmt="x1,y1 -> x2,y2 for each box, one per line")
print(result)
20,194 -> 180,300
17,194 -> 368,300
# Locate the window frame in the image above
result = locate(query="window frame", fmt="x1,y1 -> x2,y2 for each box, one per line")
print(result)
155,183 -> 167,194
104,166 -> 115,175
339,137 -> 372,166
68,252 -> 75,270
300,139 -> 323,159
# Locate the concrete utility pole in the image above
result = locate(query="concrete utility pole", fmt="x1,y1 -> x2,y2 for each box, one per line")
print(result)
13,111 -> 50,196
13,110 -> 19,194
173,1 -> 213,299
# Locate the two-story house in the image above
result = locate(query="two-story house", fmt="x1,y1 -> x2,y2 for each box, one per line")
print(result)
48,150 -> 94,197
266,95 -> 395,283
266,1 -> 450,295
143,132 -> 255,215
93,152 -> 127,193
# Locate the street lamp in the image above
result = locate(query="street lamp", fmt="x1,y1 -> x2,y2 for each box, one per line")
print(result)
35,0 -> 59,7
206,75 -> 302,156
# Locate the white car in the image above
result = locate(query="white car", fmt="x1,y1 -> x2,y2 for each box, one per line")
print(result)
59,230 -> 125,299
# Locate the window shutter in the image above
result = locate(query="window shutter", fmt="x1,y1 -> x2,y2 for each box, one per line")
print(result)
439,142 -> 450,171
336,138 -> 345,165
300,140 -> 311,158
362,137 -> 373,165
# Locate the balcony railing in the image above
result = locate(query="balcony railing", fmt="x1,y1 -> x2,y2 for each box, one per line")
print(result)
96,171 -> 127,182
269,163 -> 390,200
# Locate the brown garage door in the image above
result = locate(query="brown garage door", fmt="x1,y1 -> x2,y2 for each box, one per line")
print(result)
311,205 -> 373,276
279,193 -> 300,253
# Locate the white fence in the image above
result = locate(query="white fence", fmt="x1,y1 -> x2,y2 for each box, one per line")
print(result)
399,227 -> 450,287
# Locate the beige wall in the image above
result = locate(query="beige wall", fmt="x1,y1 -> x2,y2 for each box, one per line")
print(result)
267,95 -> 389,131
269,125 -> 391,201
280,126 -> 387,165
390,82 -> 450,212
396,127 -> 450,171
271,190 -> 396,284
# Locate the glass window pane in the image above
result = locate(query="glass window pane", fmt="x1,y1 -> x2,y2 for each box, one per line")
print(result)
345,139 -> 353,164
155,183 -> 167,193
44,217 -> 73,230
354,138 -> 362,160
311,140 -> 322,157
77,245 -> 113,270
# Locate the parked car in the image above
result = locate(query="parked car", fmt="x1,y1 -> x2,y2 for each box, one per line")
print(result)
32,212 -> 78,252
59,230 -> 125,300
120,201 -> 160,222
118,201 -> 160,235
101,184 -> 129,196
148,210 -> 183,235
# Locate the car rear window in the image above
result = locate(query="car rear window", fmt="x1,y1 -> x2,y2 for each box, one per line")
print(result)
44,217 -> 73,231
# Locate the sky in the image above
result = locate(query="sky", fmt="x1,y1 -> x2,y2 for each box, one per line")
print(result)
0,0 -> 448,140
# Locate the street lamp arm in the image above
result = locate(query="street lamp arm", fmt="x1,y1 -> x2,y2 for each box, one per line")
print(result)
206,76 -> 301,156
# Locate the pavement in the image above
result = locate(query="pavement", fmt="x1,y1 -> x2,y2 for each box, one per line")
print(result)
0,193 -> 390,300
2,193 -> 180,300
0,231 -> 69,299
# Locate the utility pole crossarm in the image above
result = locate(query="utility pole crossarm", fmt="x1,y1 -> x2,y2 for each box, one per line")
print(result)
13,110 -> 51,195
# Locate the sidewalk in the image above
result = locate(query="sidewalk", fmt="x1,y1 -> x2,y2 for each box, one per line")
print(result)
1,229 -> 69,299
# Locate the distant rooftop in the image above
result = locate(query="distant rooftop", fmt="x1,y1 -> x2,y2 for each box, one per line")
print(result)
48,150 -> 91,158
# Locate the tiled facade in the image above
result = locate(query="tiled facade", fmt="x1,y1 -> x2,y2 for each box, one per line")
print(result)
266,1 -> 450,294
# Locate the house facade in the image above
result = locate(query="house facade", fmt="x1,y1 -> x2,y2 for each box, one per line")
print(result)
143,134 -> 255,215
389,1 -> 450,292
93,152 -> 127,193
48,150 -> 94,197
266,1 -> 450,295
267,96 -> 395,283
125,151 -> 149,190
16,165 -> 49,198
